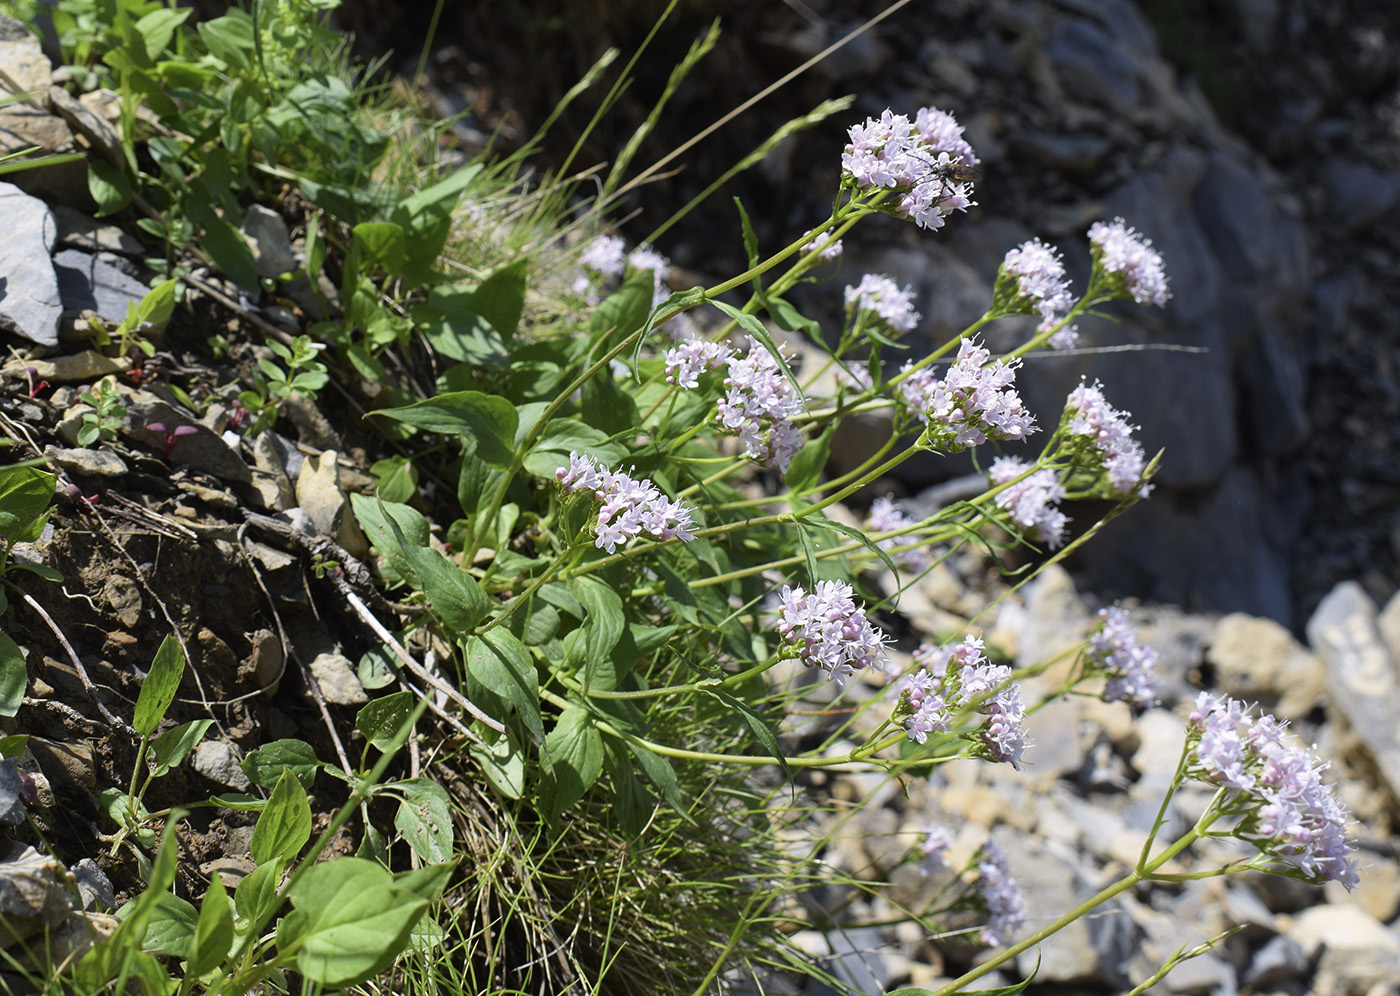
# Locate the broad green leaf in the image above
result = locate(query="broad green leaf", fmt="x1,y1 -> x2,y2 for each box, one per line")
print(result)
393,862 -> 455,903
0,734 -> 29,759
602,740 -> 649,836
567,577 -> 625,691
201,215 -> 260,292
523,419 -> 626,479
373,391 -> 518,468
349,494 -> 430,583
470,728 -> 524,799
392,778 -> 453,864
765,293 -> 821,337
250,769 -> 311,865
133,637 -> 185,737
87,159 -> 132,216
391,164 -> 482,283
134,7 -> 189,60
590,269 -> 654,348
541,705 -> 605,825
186,876 -> 233,976
150,719 -> 214,777
0,465 -> 55,537
99,787 -> 155,849
133,279 -> 179,328
368,497 -> 489,633
351,221 -> 405,278
463,630 -> 542,744
370,455 -> 418,503
357,643 -> 399,690
356,691 -> 414,753
240,738 -> 322,790
197,13 -> 255,70
0,634 -> 25,718
234,858 -> 284,922
143,891 -> 198,958
467,259 -> 527,341
629,742 -> 686,816
414,304 -> 508,368
285,858 -> 428,987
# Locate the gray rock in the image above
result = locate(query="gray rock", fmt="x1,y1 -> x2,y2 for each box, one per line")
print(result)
0,846 -> 73,947
1287,904 -> 1400,996
1305,582 -> 1400,804
1324,160 -> 1400,236
124,397 -> 252,484
45,446 -> 128,478
1206,612 -> 1325,715
0,760 -> 25,825
47,84 -> 123,165
191,740 -> 252,792
50,204 -> 144,256
3,350 -> 129,382
0,14 -> 52,96
69,859 -> 114,913
241,204 -> 297,279
51,249 -> 152,327
0,182 -> 60,345
1243,934 -> 1309,989
309,651 -> 368,706
1046,17 -> 1145,116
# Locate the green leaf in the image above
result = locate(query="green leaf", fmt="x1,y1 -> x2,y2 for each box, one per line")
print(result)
285,858 -> 428,987
357,644 -> 399,690
463,630 -> 542,744
0,633 -> 26,718
0,465 -> 55,538
702,686 -> 791,782
709,299 -> 803,398
201,215 -> 260,292
240,738 -> 322,791
373,391 -> 518,468
467,259 -> 528,341
416,304 -> 508,368
150,719 -> 214,777
134,7 -> 190,59
391,164 -> 482,284
802,515 -> 901,591
470,728 -> 524,799
351,221 -> 405,278
132,279 -> 179,329
250,769 -> 312,865
765,293 -> 821,337
234,858 -> 284,922
133,636 -> 185,737
0,734 -> 29,759
186,876 -> 233,976
783,423 -> 832,496
629,742 -> 687,816
541,705 -> 605,825
367,496 -> 489,632
523,419 -> 626,479
356,691 -> 414,753
590,269 -> 654,348
87,159 -> 132,216
371,455 -> 418,503
143,890 -> 198,958
602,740 -> 649,835
392,778 -> 453,863
393,862 -> 456,903
567,577 -> 626,691
349,495 -> 430,583
197,13 -> 255,70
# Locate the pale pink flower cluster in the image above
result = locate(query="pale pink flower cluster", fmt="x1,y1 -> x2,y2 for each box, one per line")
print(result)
579,235 -> 627,279
1187,693 -> 1358,889
801,228 -> 844,261
628,244 -> 671,309
989,455 -> 1069,549
898,339 -> 1036,451
896,634 -> 1029,768
716,336 -> 805,473
1000,238 -> 1078,347
919,823 -> 953,875
1088,218 -> 1170,307
664,335 -> 733,388
556,452 -> 696,554
844,273 -> 920,333
975,840 -> 1027,946
1087,606 -> 1159,713
864,495 -> 931,572
1064,381 -> 1148,495
776,580 -> 889,683
841,107 -> 978,231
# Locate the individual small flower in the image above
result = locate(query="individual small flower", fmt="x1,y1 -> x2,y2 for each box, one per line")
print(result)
663,336 -> 734,388
556,451 -> 696,554
1085,606 -> 1159,712
777,580 -> 889,683
989,456 -> 1069,549
801,229 -> 844,261
864,495 -> 931,572
579,235 -> 627,280
840,107 -> 978,231
975,839 -> 1027,946
716,336 -> 806,473
1088,218 -> 1170,307
996,238 -> 1075,336
898,338 -> 1036,450
919,823 -> 953,875
1063,381 -> 1148,495
1185,693 -> 1359,889
844,273 -> 920,334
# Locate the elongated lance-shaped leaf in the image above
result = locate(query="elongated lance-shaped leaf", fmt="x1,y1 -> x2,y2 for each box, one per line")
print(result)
133,636 -> 185,737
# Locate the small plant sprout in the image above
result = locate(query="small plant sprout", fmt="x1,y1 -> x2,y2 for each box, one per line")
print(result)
24,366 -> 49,400
145,421 -> 198,459
77,379 -> 127,447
